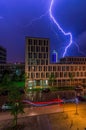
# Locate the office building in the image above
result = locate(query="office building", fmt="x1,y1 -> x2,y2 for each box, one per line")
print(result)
25,37 -> 86,88
0,46 -> 6,64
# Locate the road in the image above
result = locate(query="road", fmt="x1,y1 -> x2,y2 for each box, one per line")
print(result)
1,102 -> 86,130
0,102 -> 86,121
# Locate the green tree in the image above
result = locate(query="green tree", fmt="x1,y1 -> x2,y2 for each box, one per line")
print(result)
12,73 -> 20,81
0,73 -> 11,95
8,86 -> 24,128
24,73 -> 29,93
69,72 -> 74,86
48,73 -> 56,87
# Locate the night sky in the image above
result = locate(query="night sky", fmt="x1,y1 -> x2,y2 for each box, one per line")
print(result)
0,0 -> 86,62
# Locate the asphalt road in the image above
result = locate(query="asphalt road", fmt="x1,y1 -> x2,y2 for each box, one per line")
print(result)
0,102 -> 86,121
1,102 -> 86,130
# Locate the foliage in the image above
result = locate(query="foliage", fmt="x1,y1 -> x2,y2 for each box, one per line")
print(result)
12,72 -> 26,82
8,86 -> 24,127
2,73 -> 11,86
69,72 -> 74,80
48,73 -> 56,86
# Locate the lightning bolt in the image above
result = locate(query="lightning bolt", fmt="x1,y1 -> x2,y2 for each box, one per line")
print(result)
49,0 -> 73,57
74,42 -> 86,56
24,11 -> 48,28
24,0 -> 84,58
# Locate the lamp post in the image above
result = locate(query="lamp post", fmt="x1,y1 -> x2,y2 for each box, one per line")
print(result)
75,89 -> 79,115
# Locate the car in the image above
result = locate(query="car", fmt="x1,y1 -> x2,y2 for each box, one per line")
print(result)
1,103 -> 12,111
41,88 -> 50,93
77,96 -> 86,101
75,86 -> 83,91
63,98 -> 75,103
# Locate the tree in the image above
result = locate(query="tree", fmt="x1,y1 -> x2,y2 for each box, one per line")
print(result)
69,72 -> 74,86
0,73 -> 11,95
48,73 -> 56,87
0,71 -> 24,128
12,72 -> 20,81
8,86 -> 24,128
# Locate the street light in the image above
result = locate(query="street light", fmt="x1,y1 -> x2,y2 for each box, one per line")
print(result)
75,88 -> 79,115
75,97 -> 79,115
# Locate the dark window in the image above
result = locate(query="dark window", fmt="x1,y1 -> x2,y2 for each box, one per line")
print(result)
28,39 -> 32,44
39,40 -> 42,45
46,47 -> 48,52
34,40 -> 37,45
36,46 -> 40,52
41,60 -> 45,65
46,60 -> 48,65
41,47 -> 45,52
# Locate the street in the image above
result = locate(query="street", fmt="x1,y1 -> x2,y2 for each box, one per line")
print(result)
0,102 -> 86,120
0,102 -> 86,130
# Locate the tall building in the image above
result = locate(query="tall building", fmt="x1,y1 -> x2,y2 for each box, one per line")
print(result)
25,37 -> 49,86
25,37 -> 86,88
52,50 -> 58,63
25,37 -> 49,66
0,46 -> 6,64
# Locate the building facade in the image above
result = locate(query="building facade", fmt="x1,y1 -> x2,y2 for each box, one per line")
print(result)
60,57 -> 86,64
0,46 -> 7,64
25,37 -> 86,88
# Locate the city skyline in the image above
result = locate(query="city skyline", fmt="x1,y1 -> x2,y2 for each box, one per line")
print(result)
0,0 -> 86,62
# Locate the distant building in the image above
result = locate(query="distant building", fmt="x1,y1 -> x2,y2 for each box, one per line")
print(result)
52,50 -> 58,63
25,37 -> 86,88
0,63 -> 25,81
0,46 -> 7,64
60,57 -> 86,64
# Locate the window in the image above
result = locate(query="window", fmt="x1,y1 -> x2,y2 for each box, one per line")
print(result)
41,73 -> 44,78
53,66 -> 56,71
46,73 -> 49,78
34,40 -> 37,45
28,39 -> 32,44
39,66 -> 42,71
36,60 -> 40,65
39,40 -> 42,45
46,60 -> 48,65
36,46 -> 40,52
36,73 -> 39,78
41,47 -> 45,52
46,47 -> 48,52
39,53 -> 42,58
31,46 -> 35,52
62,66 -> 65,71
41,60 -> 45,65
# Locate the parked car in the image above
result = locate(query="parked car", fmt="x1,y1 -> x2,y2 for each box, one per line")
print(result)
63,98 -> 76,103
1,103 -> 12,111
41,88 -> 50,93
75,86 -> 83,91
77,96 -> 86,101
